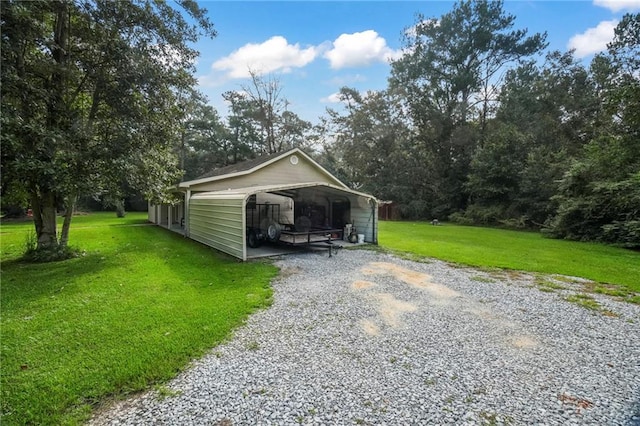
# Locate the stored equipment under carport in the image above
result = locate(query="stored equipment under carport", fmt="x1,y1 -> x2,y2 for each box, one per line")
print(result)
245,201 -> 344,257
246,203 -> 283,248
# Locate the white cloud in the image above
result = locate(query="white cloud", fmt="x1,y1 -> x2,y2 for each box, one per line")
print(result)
593,0 -> 640,12
320,92 -> 343,103
324,30 -> 402,69
212,36 -> 318,79
568,20 -> 618,58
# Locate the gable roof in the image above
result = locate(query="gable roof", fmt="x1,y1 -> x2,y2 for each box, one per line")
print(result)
179,148 -> 348,189
193,150 -> 285,181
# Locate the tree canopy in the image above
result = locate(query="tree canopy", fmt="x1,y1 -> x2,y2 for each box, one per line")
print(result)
1,0 -> 215,251
386,0 -> 547,218
316,3 -> 639,247
2,0 -> 637,251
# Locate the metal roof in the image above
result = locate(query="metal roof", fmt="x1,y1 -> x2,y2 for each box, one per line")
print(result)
192,151 -> 285,181
180,148 -> 348,189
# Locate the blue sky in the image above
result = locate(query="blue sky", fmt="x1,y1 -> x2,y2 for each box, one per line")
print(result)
192,0 -> 640,124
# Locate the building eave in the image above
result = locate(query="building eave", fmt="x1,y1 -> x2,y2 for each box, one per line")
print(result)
178,148 -> 348,190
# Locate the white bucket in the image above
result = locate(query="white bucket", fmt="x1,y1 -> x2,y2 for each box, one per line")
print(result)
357,234 -> 365,244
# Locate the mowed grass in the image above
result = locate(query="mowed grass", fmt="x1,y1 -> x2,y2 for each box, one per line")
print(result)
379,221 -> 640,292
1,212 -> 278,425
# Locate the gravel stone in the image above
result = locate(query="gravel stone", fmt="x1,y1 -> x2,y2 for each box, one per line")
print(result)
90,249 -> 640,425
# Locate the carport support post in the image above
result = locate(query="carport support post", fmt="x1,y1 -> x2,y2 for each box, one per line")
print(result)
371,199 -> 377,244
184,190 -> 190,237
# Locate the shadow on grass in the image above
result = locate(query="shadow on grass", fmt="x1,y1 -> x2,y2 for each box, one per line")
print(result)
78,219 -> 150,228
1,222 -> 279,426
0,253 -> 119,310
0,227 -> 242,308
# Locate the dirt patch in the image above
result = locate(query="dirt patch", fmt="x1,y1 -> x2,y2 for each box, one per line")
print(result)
466,306 -> 497,321
357,261 -> 540,347
466,305 -> 538,349
371,293 -> 417,328
359,319 -> 381,336
278,266 -> 301,280
352,280 -> 375,290
511,336 -> 538,349
362,262 -> 460,300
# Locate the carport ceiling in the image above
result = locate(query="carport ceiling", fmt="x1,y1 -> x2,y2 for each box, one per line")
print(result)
268,185 -> 352,201
189,183 -> 375,204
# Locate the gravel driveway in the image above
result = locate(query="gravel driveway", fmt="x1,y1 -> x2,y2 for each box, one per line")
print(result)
91,249 -> 640,425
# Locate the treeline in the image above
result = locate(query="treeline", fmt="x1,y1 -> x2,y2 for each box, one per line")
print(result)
157,1 -> 640,248
1,0 -> 217,248
2,0 -> 637,249
315,3 -> 639,248
175,72 -> 313,181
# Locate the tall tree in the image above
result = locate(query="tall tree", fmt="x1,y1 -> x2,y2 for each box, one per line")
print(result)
1,0 -> 215,251
393,1 -> 547,130
229,73 -> 312,156
223,90 -> 263,161
463,122 -> 529,225
276,109 -> 313,152
242,71 -> 286,154
181,103 -> 231,180
461,51 -> 599,227
318,88 -> 413,207
547,14 -> 640,247
389,0 -> 547,217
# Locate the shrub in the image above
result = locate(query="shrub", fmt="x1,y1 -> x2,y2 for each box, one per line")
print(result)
23,243 -> 82,263
448,211 -> 474,225
450,204 -> 504,226
601,220 -> 640,249
24,229 -> 37,253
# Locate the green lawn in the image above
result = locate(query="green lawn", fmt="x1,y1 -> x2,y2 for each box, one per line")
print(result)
3,215 -> 638,424
379,221 -> 640,292
1,212 -> 278,425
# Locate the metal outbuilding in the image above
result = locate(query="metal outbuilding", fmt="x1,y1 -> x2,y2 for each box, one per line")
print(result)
149,149 -> 378,261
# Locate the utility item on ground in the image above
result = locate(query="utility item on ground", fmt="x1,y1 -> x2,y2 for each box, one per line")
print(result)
246,203 -> 282,248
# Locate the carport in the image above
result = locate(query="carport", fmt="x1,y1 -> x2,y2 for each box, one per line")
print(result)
149,148 -> 378,260
187,182 -> 377,261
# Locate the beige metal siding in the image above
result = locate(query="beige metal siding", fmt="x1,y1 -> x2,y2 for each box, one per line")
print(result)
188,155 -> 337,192
349,196 -> 378,243
181,182 -> 377,261
148,203 -> 156,223
189,197 -> 244,260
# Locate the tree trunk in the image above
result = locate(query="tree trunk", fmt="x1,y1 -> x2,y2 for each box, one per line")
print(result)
33,0 -> 68,250
34,191 -> 58,249
115,199 -> 126,218
30,187 -> 44,238
60,195 -> 76,247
